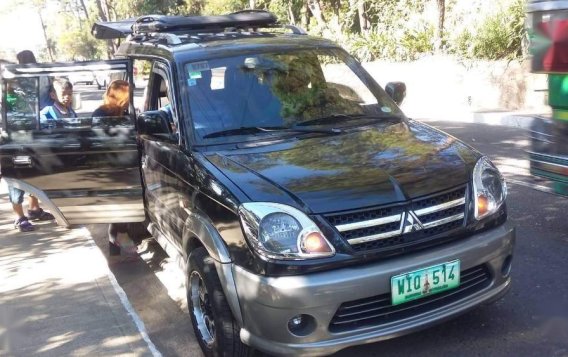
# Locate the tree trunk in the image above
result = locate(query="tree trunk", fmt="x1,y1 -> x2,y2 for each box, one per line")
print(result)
79,0 -> 90,20
38,11 -> 55,61
358,1 -> 369,33
288,2 -> 296,25
307,0 -> 326,27
249,0 -> 256,9
301,1 -> 310,29
435,0 -> 445,52
95,0 -> 117,58
349,0 -> 368,34
332,0 -> 340,17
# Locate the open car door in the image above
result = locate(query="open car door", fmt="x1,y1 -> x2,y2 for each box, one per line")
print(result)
0,60 -> 144,226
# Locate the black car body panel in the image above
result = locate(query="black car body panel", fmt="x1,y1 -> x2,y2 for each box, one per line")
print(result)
205,121 -> 480,214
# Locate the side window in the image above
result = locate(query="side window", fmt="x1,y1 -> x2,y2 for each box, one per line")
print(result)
148,65 -> 178,137
5,77 -> 38,131
1,60 -> 131,133
133,59 -> 151,114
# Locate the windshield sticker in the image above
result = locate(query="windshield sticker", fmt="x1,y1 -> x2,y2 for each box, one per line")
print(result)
381,106 -> 392,113
210,67 -> 226,90
187,78 -> 197,87
188,61 -> 210,72
189,71 -> 202,79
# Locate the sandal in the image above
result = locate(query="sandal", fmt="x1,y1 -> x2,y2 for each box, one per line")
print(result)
15,217 -> 34,232
28,208 -> 55,221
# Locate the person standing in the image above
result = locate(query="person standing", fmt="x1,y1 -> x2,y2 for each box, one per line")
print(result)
6,51 -> 55,231
91,79 -> 135,257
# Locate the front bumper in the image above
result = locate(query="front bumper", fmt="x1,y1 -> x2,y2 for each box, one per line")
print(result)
232,223 -> 515,356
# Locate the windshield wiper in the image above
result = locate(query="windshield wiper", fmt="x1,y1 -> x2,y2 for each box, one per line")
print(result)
295,113 -> 401,127
202,126 -> 342,139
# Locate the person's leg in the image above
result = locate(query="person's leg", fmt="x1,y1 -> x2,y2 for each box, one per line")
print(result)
27,195 -> 54,221
9,186 -> 34,232
12,201 -> 25,218
108,223 -> 126,256
28,195 -> 40,211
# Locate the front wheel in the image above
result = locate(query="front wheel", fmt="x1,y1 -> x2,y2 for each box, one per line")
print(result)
187,247 -> 253,357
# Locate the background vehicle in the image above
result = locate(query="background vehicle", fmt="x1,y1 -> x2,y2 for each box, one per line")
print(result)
527,0 -> 568,196
0,11 -> 515,357
67,71 -> 96,86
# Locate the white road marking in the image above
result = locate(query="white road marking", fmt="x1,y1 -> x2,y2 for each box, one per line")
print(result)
79,227 -> 163,357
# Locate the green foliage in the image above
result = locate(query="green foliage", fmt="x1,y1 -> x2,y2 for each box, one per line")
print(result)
202,0 -> 247,15
448,0 -> 526,60
55,14 -> 105,61
58,27 -> 105,61
344,23 -> 434,62
13,0 -> 525,62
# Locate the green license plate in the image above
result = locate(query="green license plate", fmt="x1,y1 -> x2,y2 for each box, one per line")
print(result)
390,260 -> 461,306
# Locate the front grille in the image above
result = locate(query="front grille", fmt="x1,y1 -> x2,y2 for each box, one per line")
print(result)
329,264 -> 491,333
325,185 -> 467,254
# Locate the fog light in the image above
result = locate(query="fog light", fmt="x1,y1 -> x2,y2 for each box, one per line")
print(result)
287,314 -> 316,336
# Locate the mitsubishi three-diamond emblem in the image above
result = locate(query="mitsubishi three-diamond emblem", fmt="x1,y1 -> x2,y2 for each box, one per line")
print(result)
402,210 -> 424,233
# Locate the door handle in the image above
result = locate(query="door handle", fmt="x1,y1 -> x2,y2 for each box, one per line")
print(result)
13,155 -> 32,168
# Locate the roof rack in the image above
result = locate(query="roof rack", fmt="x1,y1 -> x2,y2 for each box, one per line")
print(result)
92,10 -> 284,40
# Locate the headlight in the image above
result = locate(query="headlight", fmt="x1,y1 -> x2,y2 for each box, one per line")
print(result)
238,202 -> 335,260
472,156 -> 507,220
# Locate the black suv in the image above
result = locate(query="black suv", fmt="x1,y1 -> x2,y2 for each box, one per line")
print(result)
0,11 -> 514,357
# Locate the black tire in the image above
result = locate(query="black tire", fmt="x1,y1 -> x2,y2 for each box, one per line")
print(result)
187,247 -> 253,357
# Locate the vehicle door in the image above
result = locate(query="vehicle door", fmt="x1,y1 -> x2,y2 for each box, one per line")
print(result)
0,60 -> 144,226
138,60 -> 186,249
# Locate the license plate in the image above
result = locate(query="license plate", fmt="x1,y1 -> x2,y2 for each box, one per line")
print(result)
390,260 -> 460,306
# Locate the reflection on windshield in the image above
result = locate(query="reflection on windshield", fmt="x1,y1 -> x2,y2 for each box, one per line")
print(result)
185,49 -> 401,140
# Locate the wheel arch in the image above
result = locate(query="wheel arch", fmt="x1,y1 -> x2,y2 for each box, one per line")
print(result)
182,212 -> 244,326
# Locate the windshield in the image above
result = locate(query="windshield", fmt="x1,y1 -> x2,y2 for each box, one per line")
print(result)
183,49 -> 403,141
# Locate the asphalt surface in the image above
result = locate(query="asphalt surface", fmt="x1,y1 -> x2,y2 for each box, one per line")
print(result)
85,121 -> 568,357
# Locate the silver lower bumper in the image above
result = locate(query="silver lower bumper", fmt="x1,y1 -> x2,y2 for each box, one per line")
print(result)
232,223 -> 515,356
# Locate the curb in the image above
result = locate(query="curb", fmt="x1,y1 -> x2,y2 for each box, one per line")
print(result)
414,111 -> 549,130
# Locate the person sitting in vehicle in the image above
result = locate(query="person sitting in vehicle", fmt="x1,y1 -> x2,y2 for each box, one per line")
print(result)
39,78 -> 77,129
92,79 -> 129,120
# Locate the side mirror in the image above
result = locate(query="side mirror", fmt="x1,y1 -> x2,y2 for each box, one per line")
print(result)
385,82 -> 406,106
137,110 -> 174,140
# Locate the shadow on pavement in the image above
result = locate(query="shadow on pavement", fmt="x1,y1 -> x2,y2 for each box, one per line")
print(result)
0,197 -> 151,356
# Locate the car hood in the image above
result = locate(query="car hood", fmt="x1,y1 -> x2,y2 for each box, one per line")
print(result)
205,121 -> 480,214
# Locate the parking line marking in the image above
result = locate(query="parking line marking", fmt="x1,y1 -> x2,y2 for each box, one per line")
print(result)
80,227 -> 163,357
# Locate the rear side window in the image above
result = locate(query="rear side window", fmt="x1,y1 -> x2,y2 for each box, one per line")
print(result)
1,60 -> 131,132
5,77 -> 38,131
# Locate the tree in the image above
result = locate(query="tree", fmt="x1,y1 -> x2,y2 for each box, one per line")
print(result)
94,0 -> 117,57
435,0 -> 445,51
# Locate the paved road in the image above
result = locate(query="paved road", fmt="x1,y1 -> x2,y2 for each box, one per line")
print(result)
86,121 -> 568,357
